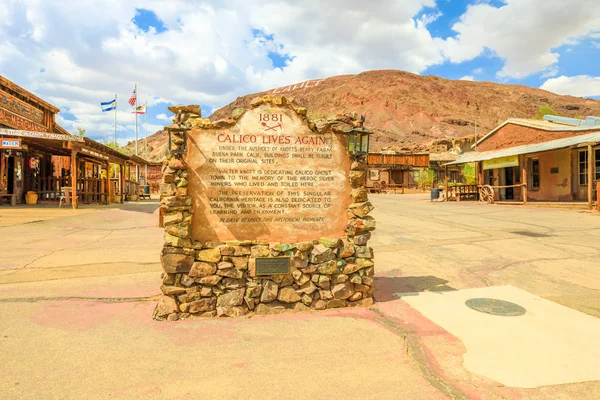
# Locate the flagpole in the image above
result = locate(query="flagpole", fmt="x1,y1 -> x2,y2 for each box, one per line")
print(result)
114,93 -> 117,179
144,100 -> 148,186
135,83 -> 139,183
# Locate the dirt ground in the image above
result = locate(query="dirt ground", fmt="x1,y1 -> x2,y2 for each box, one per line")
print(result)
1,195 -> 599,399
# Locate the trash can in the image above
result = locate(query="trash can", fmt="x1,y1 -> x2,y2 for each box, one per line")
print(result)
26,191 -> 38,205
143,185 -> 150,195
430,188 -> 440,201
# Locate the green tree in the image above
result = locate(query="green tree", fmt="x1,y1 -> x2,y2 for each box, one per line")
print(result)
74,127 -> 87,137
417,168 -> 436,188
535,104 -> 557,120
461,163 -> 477,184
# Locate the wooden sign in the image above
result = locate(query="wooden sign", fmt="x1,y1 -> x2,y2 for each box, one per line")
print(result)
0,138 -> 22,149
0,108 -> 47,132
0,89 -> 44,124
0,128 -> 84,142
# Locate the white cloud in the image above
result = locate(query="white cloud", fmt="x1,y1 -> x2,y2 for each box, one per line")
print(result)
459,75 -> 475,81
472,67 -> 483,74
540,66 -> 559,78
437,0 -> 600,78
156,113 -> 170,121
0,0 -> 445,143
540,75 -> 600,97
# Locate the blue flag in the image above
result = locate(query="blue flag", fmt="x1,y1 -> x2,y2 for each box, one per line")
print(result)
101,99 -> 116,112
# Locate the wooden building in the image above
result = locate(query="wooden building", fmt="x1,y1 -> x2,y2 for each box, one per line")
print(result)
366,152 -> 430,191
446,116 -> 599,208
0,75 -> 137,207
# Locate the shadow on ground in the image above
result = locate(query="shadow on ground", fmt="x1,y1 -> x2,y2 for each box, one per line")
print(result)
374,275 -> 457,302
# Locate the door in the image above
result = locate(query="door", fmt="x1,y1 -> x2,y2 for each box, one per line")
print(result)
505,167 -> 514,200
7,156 -> 24,202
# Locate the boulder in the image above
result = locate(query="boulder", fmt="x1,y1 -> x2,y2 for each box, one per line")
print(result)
254,302 -> 286,315
216,288 -> 245,307
188,262 -> 217,278
160,252 -> 194,274
260,280 -> 279,303
160,285 -> 186,296
310,244 -> 336,264
197,248 -> 221,263
189,298 -> 216,313
155,295 -> 178,318
332,282 -> 355,300
277,287 -> 302,303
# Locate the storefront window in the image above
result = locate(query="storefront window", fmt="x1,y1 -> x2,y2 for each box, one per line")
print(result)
530,159 -> 540,190
579,151 -> 588,185
596,149 -> 600,181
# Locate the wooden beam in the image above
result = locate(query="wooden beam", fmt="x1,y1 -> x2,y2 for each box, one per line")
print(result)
119,164 -> 124,204
444,165 -> 449,202
71,149 -> 78,209
477,161 -> 483,186
588,144 -> 594,210
522,156 -> 528,204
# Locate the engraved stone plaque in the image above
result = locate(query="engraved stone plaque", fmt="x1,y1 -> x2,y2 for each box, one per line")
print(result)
187,105 -> 352,243
255,257 -> 291,276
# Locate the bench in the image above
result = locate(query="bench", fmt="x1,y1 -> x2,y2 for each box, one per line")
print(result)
0,194 -> 17,206
139,190 -> 151,200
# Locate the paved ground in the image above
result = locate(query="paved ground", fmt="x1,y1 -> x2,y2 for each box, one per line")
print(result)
1,195 -> 599,399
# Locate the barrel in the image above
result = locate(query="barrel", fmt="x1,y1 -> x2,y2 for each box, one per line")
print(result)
430,188 -> 440,201
25,191 -> 38,205
143,185 -> 150,194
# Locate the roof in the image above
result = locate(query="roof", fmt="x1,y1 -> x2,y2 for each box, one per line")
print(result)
474,116 -> 600,148
0,76 -> 60,114
447,130 -> 600,166
83,137 -> 130,161
128,154 -> 151,165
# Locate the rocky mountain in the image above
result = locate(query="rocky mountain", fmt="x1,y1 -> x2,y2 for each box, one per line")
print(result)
128,69 -> 600,161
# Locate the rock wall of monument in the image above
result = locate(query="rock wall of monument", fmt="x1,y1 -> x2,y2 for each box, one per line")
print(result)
155,96 -> 375,320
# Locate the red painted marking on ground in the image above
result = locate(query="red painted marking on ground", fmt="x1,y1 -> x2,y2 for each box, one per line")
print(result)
30,301 -> 129,332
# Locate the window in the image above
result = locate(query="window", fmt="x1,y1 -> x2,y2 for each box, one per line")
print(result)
486,170 -> 494,186
579,151 -> 588,185
530,159 -> 540,190
369,169 -> 380,181
596,149 -> 600,181
413,170 -> 420,182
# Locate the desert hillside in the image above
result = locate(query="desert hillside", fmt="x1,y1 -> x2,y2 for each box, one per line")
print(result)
127,70 -> 600,161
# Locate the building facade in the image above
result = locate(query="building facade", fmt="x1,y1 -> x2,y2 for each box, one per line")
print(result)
448,115 -> 599,207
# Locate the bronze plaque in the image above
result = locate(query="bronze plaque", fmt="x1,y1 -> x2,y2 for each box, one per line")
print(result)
255,257 -> 291,276
187,105 -> 352,243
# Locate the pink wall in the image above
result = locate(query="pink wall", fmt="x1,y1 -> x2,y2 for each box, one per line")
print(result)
527,149 -> 572,202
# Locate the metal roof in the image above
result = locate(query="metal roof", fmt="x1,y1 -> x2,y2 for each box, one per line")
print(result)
474,117 -> 600,148
446,131 -> 600,166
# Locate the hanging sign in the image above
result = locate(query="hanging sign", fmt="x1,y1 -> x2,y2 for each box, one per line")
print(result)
0,138 -> 22,149
482,155 -> 519,170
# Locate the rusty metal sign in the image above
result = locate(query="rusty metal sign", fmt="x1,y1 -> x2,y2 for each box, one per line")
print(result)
255,257 -> 291,276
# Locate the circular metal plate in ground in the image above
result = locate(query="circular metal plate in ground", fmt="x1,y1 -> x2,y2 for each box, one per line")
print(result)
465,298 -> 526,316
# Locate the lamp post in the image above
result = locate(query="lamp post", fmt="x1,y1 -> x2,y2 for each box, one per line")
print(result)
168,129 -> 188,155
345,115 -> 372,156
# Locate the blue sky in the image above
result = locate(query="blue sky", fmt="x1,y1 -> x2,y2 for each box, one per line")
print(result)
0,0 -> 598,146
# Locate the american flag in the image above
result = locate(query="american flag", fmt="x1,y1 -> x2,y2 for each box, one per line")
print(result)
128,87 -> 136,106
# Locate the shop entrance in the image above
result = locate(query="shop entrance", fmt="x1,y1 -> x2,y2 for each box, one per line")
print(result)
5,154 -> 24,202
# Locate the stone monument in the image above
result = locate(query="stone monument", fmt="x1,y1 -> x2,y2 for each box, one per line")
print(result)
155,96 -> 375,320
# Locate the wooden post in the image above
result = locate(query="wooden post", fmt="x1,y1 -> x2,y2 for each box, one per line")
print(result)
477,161 -> 483,186
597,181 -> 600,212
71,149 -> 78,209
522,156 -> 528,204
444,165 -> 449,202
119,163 -> 125,204
588,144 -> 594,210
